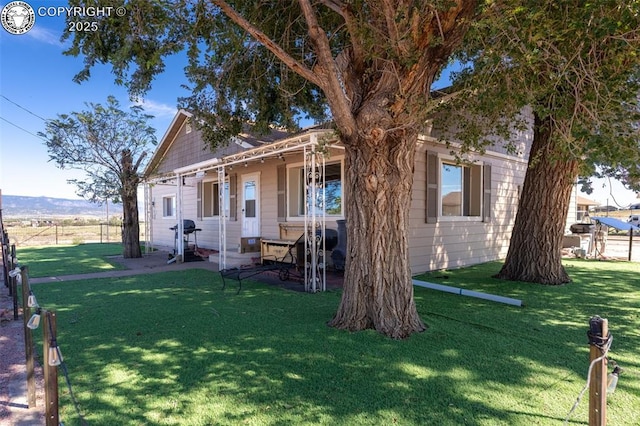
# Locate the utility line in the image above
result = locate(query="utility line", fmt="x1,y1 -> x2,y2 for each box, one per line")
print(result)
1,94 -> 48,121
0,116 -> 47,141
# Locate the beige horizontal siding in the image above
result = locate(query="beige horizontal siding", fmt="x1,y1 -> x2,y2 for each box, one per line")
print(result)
148,130 -> 529,273
408,141 -> 526,274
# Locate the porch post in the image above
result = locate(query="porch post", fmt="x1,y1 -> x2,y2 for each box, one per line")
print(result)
218,166 -> 227,270
303,144 -> 313,292
319,148 -> 326,292
144,183 -> 153,254
303,136 -> 327,292
177,173 -> 184,261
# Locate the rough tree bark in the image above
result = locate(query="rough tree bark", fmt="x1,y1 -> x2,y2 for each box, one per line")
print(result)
495,114 -> 578,284
328,126 -> 426,338
121,149 -> 142,259
317,2 -> 476,338
212,0 -> 477,338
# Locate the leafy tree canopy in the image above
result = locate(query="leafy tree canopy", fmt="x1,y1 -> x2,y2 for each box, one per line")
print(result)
440,0 -> 640,189
65,1 -> 335,146
40,96 -> 157,203
64,0 -> 475,146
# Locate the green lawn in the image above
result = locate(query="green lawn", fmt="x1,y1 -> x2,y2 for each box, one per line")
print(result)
26,255 -> 639,425
16,243 -> 124,277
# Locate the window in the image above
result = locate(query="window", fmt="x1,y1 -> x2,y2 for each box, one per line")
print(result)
441,161 -> 482,217
200,180 -> 229,218
426,151 -> 491,223
162,195 -> 176,218
185,119 -> 192,134
286,161 -> 343,217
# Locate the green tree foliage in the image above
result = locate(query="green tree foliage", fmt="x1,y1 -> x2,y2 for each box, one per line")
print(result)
64,1 -> 332,146
447,0 -> 639,172
40,96 -> 157,258
436,0 -> 640,283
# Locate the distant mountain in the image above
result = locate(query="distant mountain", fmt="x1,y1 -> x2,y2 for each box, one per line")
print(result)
0,195 -> 113,218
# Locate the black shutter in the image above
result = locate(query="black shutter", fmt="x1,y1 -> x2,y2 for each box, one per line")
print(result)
196,181 -> 202,220
483,164 -> 492,223
426,151 -> 439,223
229,174 -> 237,221
277,165 -> 286,222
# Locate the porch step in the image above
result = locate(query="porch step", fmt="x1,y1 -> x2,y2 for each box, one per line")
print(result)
209,251 -> 261,269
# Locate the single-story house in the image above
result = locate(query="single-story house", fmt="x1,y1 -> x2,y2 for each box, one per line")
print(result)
142,110 -> 532,291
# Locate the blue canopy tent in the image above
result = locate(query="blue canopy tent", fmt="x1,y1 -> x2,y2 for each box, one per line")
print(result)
591,216 -> 639,261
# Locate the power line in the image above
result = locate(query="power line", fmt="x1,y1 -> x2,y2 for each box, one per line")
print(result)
1,95 -> 48,121
0,116 -> 47,141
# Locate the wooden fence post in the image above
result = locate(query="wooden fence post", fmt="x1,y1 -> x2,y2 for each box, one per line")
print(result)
6,243 -> 14,299
1,230 -> 9,290
43,310 -> 60,426
10,244 -> 18,320
588,316 -> 609,426
20,266 -> 37,407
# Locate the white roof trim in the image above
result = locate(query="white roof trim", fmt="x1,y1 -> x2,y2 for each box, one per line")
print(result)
221,129 -> 336,167
143,109 -> 193,176
174,157 -> 220,175
230,136 -> 254,149
159,109 -> 192,142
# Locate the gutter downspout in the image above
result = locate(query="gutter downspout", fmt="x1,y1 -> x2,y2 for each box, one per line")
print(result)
412,279 -> 523,307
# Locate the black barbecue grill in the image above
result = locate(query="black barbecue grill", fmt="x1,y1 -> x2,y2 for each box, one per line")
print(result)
169,220 -> 202,262
570,223 -> 595,234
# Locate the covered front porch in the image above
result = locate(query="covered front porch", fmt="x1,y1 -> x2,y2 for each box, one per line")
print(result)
143,128 -> 345,292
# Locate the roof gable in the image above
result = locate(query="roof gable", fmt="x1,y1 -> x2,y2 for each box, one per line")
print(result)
145,110 -> 268,178
145,112 -> 334,179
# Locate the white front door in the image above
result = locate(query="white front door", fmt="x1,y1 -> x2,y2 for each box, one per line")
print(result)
241,173 -> 260,237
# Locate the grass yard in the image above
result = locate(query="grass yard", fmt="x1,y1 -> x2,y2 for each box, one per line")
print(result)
16,243 -> 125,277
26,257 -> 640,425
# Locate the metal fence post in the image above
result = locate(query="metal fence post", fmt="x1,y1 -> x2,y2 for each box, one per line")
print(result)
1,230 -> 8,289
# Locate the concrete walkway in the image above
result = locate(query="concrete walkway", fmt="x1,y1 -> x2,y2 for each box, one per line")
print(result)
1,250 -> 219,426
30,249 -> 220,285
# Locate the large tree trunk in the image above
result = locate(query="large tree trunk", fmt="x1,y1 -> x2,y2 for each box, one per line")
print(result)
121,149 -> 142,259
122,191 -> 141,259
328,127 -> 426,339
495,114 -> 579,284
303,1 -> 475,338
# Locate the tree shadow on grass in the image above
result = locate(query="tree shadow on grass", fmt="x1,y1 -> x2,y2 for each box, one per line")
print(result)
33,265 -> 640,425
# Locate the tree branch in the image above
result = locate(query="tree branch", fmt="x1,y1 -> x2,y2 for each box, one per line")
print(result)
317,0 -> 365,71
298,0 -> 357,137
210,0 -> 321,87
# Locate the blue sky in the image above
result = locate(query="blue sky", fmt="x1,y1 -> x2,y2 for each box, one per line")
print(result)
0,1 -> 637,208
0,0 -> 188,200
